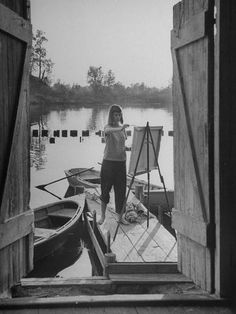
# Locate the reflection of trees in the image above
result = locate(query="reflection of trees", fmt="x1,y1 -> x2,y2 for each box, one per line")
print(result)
30,136 -> 47,170
30,104 -> 48,129
30,104 -> 50,170
58,110 -> 67,124
86,106 -> 101,131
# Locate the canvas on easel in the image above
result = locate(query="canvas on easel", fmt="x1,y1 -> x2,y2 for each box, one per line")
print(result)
128,126 -> 163,176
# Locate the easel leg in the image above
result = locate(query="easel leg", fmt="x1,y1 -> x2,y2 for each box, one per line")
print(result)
148,126 -> 171,213
146,122 -> 150,228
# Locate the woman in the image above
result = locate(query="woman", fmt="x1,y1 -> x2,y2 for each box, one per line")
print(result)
98,104 -> 129,225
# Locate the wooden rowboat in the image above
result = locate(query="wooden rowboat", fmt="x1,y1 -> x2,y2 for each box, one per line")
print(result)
33,194 -> 85,262
64,168 -> 100,189
64,167 -> 161,191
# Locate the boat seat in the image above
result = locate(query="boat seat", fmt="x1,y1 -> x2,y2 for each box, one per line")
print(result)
34,227 -> 56,239
47,208 -> 76,219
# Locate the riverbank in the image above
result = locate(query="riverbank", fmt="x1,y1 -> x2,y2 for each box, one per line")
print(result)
30,75 -> 173,109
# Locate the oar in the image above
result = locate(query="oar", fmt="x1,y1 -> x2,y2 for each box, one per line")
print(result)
42,188 -> 62,200
35,167 -> 94,191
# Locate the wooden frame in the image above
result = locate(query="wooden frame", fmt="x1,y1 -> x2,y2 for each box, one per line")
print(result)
0,0 -> 32,296
0,0 -> 235,302
171,0 -> 215,293
214,0 -> 236,298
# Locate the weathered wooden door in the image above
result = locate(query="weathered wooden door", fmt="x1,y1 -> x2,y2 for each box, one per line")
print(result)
0,1 -> 33,296
171,0 -> 215,292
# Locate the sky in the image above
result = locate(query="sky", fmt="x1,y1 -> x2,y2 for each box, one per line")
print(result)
31,0 -> 179,88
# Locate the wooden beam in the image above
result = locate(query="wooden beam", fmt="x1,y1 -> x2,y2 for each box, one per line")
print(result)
171,48 -> 208,223
20,277 -> 109,286
109,273 -> 192,283
0,293 -> 229,309
214,0 -> 236,298
171,10 -> 213,49
106,262 -> 178,275
0,209 -> 34,250
85,217 -> 106,271
0,39 -> 31,218
171,209 -> 215,247
0,3 -> 32,43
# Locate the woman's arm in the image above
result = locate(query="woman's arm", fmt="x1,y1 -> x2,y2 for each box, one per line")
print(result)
104,124 -> 129,134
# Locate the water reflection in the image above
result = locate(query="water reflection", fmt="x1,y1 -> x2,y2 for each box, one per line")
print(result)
30,137 -> 47,170
58,109 -> 67,124
87,106 -> 100,130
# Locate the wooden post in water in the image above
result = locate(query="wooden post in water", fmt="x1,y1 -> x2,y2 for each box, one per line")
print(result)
107,230 -> 111,253
135,184 -> 144,203
92,210 -> 96,231
104,231 -> 116,276
157,205 -> 164,225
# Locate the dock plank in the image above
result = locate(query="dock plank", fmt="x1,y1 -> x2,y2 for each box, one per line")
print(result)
117,219 -> 167,262
86,198 -> 143,262
85,189 -> 177,264
115,222 -> 166,262
138,219 -> 177,262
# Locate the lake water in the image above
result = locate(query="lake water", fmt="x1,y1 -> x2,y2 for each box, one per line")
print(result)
30,103 -> 173,277
30,104 -> 174,208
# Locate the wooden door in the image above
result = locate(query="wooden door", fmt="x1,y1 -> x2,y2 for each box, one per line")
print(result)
171,0 -> 215,292
0,1 -> 33,296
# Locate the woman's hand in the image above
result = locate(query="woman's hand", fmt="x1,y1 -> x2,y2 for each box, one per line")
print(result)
122,124 -> 129,130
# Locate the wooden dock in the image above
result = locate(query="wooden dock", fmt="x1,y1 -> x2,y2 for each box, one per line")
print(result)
84,188 -> 177,277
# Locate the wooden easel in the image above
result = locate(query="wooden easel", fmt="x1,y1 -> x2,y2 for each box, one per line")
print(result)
113,122 -> 170,241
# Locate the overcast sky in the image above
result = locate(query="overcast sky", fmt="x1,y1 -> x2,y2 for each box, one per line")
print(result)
31,0 -> 179,88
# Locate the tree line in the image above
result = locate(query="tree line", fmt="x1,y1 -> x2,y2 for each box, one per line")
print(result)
30,29 -> 172,106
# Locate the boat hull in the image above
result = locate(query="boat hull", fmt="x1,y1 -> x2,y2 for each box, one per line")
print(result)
33,195 -> 85,263
64,167 -> 161,191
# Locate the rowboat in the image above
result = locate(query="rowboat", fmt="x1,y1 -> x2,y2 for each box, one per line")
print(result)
33,194 -> 85,262
64,167 -> 161,191
64,168 -> 100,189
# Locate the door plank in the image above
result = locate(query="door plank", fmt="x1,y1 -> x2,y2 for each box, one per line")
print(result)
172,48 -> 207,222
0,42 -> 31,221
0,3 -> 31,42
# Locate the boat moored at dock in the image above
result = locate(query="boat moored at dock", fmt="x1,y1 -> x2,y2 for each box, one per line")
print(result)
33,194 -> 85,262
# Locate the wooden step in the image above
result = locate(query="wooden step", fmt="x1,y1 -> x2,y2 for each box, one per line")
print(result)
13,275 -> 210,299
109,273 -> 192,283
1,294 -> 231,313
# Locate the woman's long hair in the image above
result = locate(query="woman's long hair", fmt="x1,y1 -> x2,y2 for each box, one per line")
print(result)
107,104 -> 123,125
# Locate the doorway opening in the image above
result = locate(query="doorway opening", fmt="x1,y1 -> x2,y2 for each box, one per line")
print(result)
29,0 -> 177,279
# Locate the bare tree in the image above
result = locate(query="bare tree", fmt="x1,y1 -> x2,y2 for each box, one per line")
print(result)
31,29 -> 54,83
